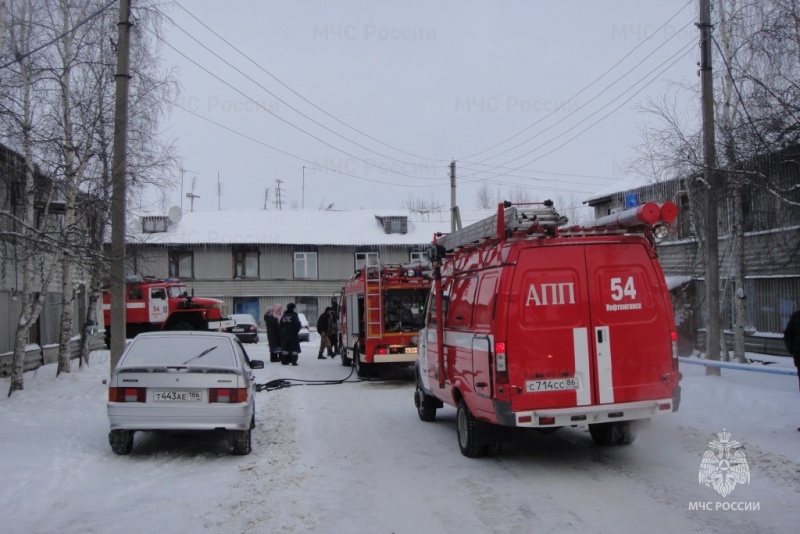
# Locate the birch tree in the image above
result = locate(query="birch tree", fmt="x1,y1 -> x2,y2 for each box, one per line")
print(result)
0,0 -> 64,395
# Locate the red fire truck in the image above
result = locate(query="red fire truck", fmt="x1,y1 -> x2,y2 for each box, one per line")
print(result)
102,276 -> 233,347
414,200 -> 681,457
339,263 -> 430,377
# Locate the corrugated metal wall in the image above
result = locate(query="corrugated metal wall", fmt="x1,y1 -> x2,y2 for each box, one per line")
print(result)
0,292 -> 20,354
195,246 -> 230,279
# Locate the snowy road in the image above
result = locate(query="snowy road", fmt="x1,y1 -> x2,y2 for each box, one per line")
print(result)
1,339 -> 798,533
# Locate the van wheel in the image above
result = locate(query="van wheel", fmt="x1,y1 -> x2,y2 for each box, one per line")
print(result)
456,400 -> 484,458
483,441 -> 504,457
414,379 -> 437,422
109,430 -> 134,455
589,421 -> 638,446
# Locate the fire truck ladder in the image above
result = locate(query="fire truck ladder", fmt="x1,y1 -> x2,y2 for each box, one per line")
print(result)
364,263 -> 384,338
436,202 -> 568,252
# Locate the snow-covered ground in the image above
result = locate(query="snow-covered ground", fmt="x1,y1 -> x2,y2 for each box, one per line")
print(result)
1,337 -> 798,533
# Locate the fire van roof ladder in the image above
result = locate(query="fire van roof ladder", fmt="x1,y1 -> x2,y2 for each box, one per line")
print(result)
436,200 -> 568,252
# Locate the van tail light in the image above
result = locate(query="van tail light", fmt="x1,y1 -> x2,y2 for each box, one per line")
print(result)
209,388 -> 248,403
376,346 -> 388,355
670,330 -> 680,374
109,387 -> 146,402
495,341 -> 509,384
670,330 -> 678,358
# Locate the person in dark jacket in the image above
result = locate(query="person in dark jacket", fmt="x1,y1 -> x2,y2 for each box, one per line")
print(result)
316,307 -> 334,359
264,304 -> 282,363
329,306 -> 340,357
280,302 -> 302,366
784,309 -> 800,431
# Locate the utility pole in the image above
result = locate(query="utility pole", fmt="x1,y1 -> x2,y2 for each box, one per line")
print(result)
109,0 -> 132,371
699,0 -> 722,374
450,160 -> 461,232
217,172 -> 221,210
186,176 -> 200,212
275,179 -> 284,210
263,188 -> 269,210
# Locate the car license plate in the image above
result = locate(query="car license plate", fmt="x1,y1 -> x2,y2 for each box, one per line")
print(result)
232,327 -> 244,332
153,389 -> 203,402
404,347 -> 418,354
525,378 -> 579,393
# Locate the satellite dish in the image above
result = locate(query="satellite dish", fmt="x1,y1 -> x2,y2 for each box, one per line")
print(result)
168,205 -> 183,223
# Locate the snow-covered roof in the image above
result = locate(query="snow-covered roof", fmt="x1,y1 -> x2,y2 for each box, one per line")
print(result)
664,275 -> 693,290
128,208 -> 496,246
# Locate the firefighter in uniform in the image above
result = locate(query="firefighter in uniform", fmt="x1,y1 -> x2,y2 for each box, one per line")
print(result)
280,303 -> 302,366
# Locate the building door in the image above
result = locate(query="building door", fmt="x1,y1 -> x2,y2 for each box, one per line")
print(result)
233,297 -> 260,320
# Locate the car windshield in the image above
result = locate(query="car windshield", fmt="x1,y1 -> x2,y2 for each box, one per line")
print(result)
230,314 -> 255,325
167,286 -> 187,298
119,336 -> 237,369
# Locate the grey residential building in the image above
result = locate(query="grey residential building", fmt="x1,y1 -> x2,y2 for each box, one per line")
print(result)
124,208 -> 483,326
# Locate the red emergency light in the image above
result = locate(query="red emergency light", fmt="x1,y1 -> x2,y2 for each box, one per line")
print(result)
590,201 -> 660,228
658,201 -> 678,224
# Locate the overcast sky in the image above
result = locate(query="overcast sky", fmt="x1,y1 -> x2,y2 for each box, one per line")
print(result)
154,1 -> 699,214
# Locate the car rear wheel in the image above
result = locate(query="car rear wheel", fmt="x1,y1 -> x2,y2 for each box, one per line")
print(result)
109,430 -> 134,455
230,428 -> 252,455
588,421 -> 638,446
456,400 -> 484,458
414,375 -> 438,422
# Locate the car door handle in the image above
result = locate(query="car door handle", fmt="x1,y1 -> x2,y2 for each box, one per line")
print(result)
476,382 -> 487,388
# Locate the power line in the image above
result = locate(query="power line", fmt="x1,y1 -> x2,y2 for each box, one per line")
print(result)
172,0 -> 449,164
149,28 -> 443,181
0,0 -> 117,70
169,100 -> 442,188
163,12 -> 449,171
710,35 -> 772,154
462,19 -> 696,172
457,0 -> 695,161
478,42 -> 696,182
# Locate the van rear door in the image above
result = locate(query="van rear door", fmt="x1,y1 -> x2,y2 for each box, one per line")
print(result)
583,241 -> 674,404
507,240 -> 674,411
507,245 -> 593,411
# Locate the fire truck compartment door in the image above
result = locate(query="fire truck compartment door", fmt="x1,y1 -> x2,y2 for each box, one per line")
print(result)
149,288 -> 168,323
471,335 -> 492,398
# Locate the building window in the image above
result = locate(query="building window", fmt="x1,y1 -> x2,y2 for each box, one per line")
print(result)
410,251 -> 428,264
234,249 -> 259,278
142,217 -> 168,233
356,252 -> 379,270
294,252 -> 317,279
169,250 -> 194,279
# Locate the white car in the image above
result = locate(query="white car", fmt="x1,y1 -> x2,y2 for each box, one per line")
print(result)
297,312 -> 310,342
107,331 -> 264,455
